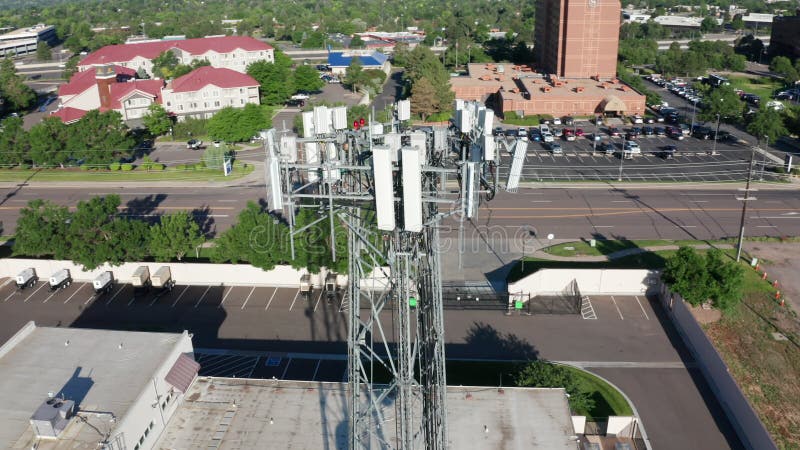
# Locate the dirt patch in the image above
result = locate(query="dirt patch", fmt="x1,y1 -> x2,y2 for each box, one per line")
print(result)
744,242 -> 800,335
688,304 -> 722,324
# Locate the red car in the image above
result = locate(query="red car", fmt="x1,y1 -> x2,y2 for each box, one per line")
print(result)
575,128 -> 585,137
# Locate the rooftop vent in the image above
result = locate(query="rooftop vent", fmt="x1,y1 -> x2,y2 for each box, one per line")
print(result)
30,396 -> 75,439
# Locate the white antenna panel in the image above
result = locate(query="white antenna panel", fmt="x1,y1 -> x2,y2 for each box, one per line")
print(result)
506,139 -> 526,192
483,135 -> 496,161
465,162 -> 477,218
371,123 -> 384,136
433,127 -> 447,151
384,133 -> 402,162
264,129 -> 276,155
304,142 -> 320,182
326,142 -> 337,160
480,108 -> 494,132
372,145 -> 396,231
331,106 -> 348,130
268,156 -> 283,211
457,108 -> 473,133
454,99 -> 465,112
401,147 -> 423,232
279,135 -> 298,162
302,111 -> 314,137
323,161 -> 341,182
397,99 -> 411,121
409,132 -> 427,165
313,106 -> 331,134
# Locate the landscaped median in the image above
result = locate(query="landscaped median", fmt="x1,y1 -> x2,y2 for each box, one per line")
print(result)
0,161 -> 254,182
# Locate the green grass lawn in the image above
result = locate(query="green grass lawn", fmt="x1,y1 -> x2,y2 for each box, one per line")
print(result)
562,365 -> 633,418
543,239 -> 723,257
728,76 -> 785,101
0,164 -> 254,183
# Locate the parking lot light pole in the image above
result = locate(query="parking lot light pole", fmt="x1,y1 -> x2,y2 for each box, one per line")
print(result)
690,99 -> 697,131
618,136 -> 626,182
593,115 -> 599,153
711,113 -> 720,155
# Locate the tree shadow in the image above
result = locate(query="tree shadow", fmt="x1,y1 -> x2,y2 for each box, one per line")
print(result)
124,194 -> 167,222
191,205 -> 216,238
457,321 -> 539,360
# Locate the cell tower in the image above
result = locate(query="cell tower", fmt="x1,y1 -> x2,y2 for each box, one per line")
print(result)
265,99 -> 503,449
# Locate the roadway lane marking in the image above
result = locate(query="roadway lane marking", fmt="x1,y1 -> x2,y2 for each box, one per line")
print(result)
194,285 -> 212,308
218,286 -> 233,308
311,360 -> 322,381
554,361 -> 691,369
265,288 -> 278,311
634,296 -> 650,320
530,200 -> 552,203
750,216 -> 800,220
313,290 -> 324,312
611,200 -> 633,203
240,286 -> 256,310
104,285 -> 125,305
678,225 -> 697,228
23,283 -> 47,303
592,225 -> 614,228
289,289 -> 300,311
757,225 -> 778,228
171,285 -> 190,307
63,284 -> 86,304
690,200 -> 709,203
610,295 -> 624,320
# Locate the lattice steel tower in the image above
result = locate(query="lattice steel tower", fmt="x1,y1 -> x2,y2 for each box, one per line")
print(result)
265,100 -> 500,449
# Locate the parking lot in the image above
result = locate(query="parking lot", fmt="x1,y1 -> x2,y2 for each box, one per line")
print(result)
496,130 -> 780,182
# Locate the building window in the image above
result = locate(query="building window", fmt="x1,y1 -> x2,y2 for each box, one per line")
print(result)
239,88 -> 243,94
240,99 -> 244,104
179,105 -> 183,111
166,101 -> 171,107
214,101 -> 220,107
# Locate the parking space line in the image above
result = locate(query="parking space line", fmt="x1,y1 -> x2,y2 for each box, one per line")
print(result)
281,358 -> 293,379
610,295 -> 624,320
171,285 -> 190,307
289,289 -> 300,311
311,360 -> 322,381
23,283 -> 47,303
635,296 -> 650,320
148,292 -> 164,307
218,286 -> 233,308
127,294 -> 139,307
3,289 -> 17,303
63,284 -> 86,304
240,286 -> 256,310
265,287 -> 278,311
313,290 -> 324,312
104,285 -> 125,305
194,285 -> 212,308
42,289 -> 58,304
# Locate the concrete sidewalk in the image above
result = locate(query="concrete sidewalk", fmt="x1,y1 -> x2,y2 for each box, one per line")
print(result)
533,243 -> 735,262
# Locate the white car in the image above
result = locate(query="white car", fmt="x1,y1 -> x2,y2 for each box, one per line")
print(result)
552,117 -> 562,125
624,141 -> 641,154
632,115 -> 644,124
539,124 -> 550,134
542,132 -> 554,143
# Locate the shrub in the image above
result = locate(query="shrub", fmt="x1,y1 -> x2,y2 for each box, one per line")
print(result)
120,163 -> 134,171
173,164 -> 186,171
152,163 -> 165,171
79,165 -> 90,171
109,162 -> 121,171
18,163 -> 31,170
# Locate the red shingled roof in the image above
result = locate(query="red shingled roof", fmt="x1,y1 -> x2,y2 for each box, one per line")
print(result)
51,107 -> 88,124
108,79 -> 163,109
168,66 -> 259,93
58,65 -> 136,97
79,36 -> 272,67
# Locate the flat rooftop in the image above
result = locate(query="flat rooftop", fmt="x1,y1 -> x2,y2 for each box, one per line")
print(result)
0,322 -> 186,450
156,378 -> 577,449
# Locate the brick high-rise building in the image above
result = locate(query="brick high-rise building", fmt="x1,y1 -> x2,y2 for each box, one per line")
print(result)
534,0 -> 621,78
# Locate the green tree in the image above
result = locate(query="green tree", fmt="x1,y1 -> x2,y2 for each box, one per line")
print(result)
700,17 -> 719,33
705,249 -> 744,312
151,50 -> 180,78
28,117 -> 70,167
108,219 -> 151,263
36,41 -> 52,61
344,58 -> 365,92
142,103 -> 173,136
747,105 -> 789,144
207,104 -> 265,143
663,247 -> 711,306
293,64 -> 325,92
402,46 -> 453,114
290,208 -> 333,273
212,201 -> 289,270
734,35 -> 764,62
66,110 -> 135,165
515,362 -> 594,414
410,77 -> 439,121
246,53 -> 294,104
62,55 -> 81,80
13,200 -> 71,258
65,195 -> 122,270
0,116 -> 29,165
349,35 -> 365,48
770,56 -> 799,84
0,58 -> 36,111
699,85 -> 744,123
149,211 -> 204,262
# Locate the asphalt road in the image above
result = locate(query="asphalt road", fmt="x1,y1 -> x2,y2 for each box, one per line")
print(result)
0,279 -> 742,450
3,183 -> 800,241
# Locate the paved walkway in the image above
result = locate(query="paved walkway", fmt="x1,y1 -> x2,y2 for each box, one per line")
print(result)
533,243 -> 735,262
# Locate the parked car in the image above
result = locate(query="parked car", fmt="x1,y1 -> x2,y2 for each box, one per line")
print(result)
601,142 -> 616,155
552,128 -> 563,138
660,145 -> 677,159
575,128 -> 585,137
692,126 -> 713,140
493,127 -> 504,136
607,126 -> 620,137
187,139 -> 203,149
624,140 -> 641,154
632,115 -> 644,124
542,132 -> 554,143
552,117 -> 562,125
563,129 -> 575,141
529,129 -> 542,142
563,116 -> 575,126
642,126 -> 654,136
518,128 -> 527,138
548,142 -> 563,154
654,127 -> 666,137
539,124 -> 551,134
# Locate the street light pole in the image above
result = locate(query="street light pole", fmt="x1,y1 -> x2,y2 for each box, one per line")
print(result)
618,135 -> 626,182
711,113 -> 720,155
690,100 -> 697,130
736,146 -> 758,262
760,135 -> 769,181
593,115 -> 599,153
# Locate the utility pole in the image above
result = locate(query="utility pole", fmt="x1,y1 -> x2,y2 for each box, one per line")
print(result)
736,146 -> 758,262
